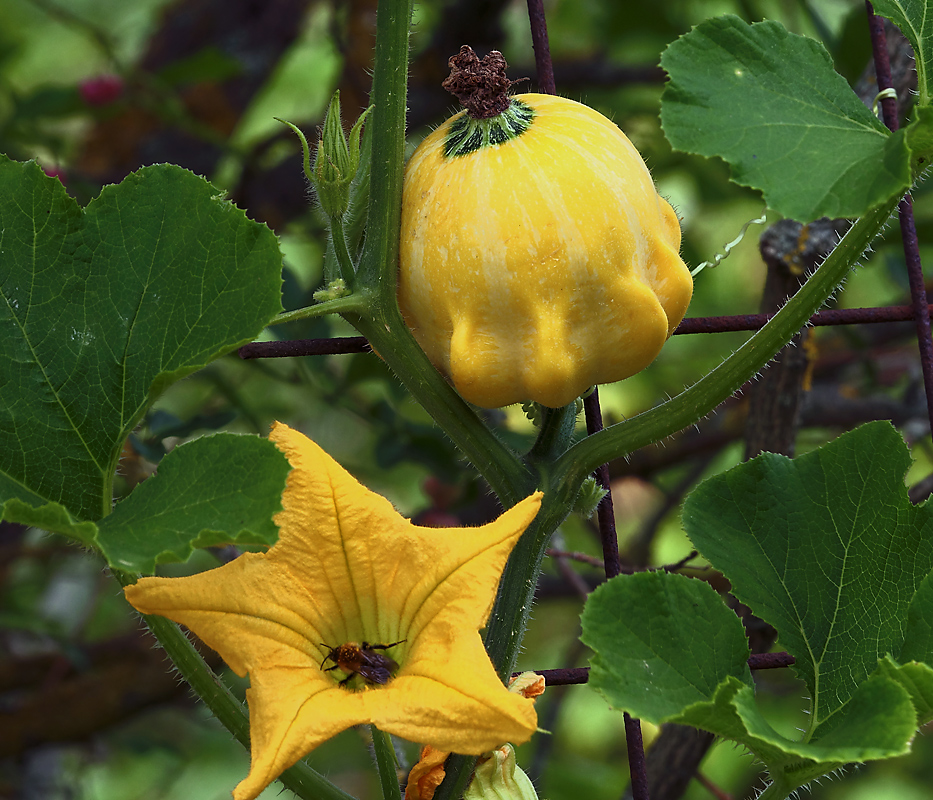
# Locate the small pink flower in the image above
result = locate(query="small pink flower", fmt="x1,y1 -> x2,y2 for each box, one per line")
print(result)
80,75 -> 124,107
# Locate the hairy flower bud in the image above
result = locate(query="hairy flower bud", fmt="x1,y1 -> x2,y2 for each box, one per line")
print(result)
313,91 -> 371,218
277,91 -> 371,220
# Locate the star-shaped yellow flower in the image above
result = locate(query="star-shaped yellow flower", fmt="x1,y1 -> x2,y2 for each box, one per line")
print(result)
124,422 -> 542,800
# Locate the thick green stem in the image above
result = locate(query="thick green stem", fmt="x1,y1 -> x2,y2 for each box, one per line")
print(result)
757,772 -> 794,800
342,0 -> 533,506
371,726 -> 403,800
356,0 -> 412,290
551,194 -> 901,489
113,572 -> 355,800
528,403 -> 578,463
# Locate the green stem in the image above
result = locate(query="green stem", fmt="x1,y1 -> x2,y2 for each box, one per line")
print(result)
342,0 -> 533,506
350,308 -> 534,506
112,572 -> 355,800
434,754 -> 478,800
528,403 -> 578,463
356,0 -> 412,290
270,292 -> 372,326
757,771 -> 794,800
483,488 -> 578,679
331,216 -> 357,285
551,194 -> 901,489
371,726 -> 403,800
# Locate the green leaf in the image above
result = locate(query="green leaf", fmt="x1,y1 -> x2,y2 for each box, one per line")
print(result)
906,104 -> 933,163
97,433 -> 290,574
673,674 -> 914,786
874,656 -> 933,727
660,15 -> 911,221
0,158 -> 283,529
1,497 -> 98,545
872,0 -> 933,107
902,569 -> 933,662
581,571 -> 752,721
682,421 -> 933,732
580,572 -> 909,790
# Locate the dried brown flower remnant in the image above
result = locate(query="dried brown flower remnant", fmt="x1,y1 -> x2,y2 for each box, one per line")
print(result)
442,45 -> 512,119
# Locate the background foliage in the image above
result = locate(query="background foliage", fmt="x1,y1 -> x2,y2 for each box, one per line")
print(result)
2,1 -> 932,799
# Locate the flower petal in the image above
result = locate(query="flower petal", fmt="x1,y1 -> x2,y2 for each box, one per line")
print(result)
124,423 -> 544,799
379,634 -> 537,753
233,669 -> 370,800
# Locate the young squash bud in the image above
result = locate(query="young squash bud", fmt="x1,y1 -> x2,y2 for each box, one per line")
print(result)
399,49 -> 693,409
462,744 -> 539,800
278,91 -> 371,220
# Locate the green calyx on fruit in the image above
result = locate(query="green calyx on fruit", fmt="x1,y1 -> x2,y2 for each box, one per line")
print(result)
439,46 -> 536,157
444,100 -> 535,158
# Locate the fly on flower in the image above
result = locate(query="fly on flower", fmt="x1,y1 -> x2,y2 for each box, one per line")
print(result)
320,640 -> 404,687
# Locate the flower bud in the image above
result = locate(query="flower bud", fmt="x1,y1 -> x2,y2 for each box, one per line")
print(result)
313,91 -> 371,218
277,92 -> 371,220
463,744 -> 539,800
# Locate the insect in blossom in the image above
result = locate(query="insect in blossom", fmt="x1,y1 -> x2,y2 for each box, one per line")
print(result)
320,640 -> 405,687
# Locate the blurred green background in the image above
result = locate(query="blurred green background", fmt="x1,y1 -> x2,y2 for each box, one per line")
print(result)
1,1 -> 931,798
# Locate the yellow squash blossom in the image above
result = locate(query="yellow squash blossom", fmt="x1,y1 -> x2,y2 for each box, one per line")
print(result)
124,422 -> 542,800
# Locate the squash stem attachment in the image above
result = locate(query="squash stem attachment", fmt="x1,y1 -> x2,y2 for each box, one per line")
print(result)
528,402 -> 578,464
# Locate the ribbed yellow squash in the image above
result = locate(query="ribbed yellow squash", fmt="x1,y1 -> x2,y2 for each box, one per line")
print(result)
399,93 -> 692,409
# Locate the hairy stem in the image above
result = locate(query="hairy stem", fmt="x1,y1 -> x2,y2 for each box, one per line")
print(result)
271,292 -> 372,326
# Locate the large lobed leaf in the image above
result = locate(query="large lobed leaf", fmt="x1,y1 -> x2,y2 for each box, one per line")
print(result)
660,16 -> 912,221
581,571 -> 752,721
682,421 -> 933,728
583,423 -> 933,798
0,158 -> 283,527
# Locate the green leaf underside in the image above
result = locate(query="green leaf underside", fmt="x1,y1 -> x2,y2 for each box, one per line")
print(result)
581,571 -> 753,721
676,675 -> 914,788
0,158 -> 283,526
97,433 -> 290,574
682,422 -> 933,732
872,0 -> 933,107
660,16 -> 911,221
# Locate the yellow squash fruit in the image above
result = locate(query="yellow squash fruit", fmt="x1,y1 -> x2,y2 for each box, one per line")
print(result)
399,92 -> 693,409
